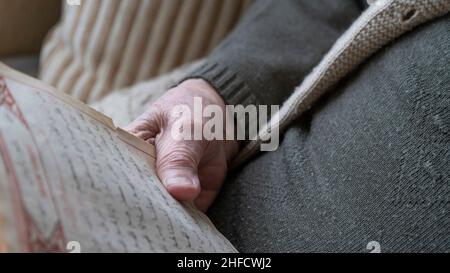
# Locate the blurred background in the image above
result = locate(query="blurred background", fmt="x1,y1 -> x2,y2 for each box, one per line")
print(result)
0,0 -> 61,77
0,0 -> 250,103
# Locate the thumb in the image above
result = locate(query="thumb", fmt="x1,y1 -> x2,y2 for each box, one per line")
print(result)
156,138 -> 203,202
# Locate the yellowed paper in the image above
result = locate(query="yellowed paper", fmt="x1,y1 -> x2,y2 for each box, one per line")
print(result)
0,63 -> 236,253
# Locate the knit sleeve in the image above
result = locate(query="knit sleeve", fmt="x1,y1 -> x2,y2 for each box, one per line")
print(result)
185,0 -> 363,108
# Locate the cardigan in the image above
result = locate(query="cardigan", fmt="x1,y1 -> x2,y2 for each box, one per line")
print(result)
185,0 -> 450,166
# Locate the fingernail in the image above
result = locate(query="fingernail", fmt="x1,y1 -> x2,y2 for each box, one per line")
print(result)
164,176 -> 193,187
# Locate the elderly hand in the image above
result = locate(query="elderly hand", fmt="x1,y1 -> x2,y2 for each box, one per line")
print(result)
126,79 -> 238,212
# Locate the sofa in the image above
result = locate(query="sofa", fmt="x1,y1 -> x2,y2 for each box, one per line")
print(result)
0,0 -> 61,77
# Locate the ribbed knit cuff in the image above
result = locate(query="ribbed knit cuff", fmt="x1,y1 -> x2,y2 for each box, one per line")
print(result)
182,62 -> 259,108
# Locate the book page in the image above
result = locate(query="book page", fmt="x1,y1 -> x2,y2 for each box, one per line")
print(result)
0,63 -> 236,253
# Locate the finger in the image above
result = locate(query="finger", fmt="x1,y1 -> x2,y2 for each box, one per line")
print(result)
194,155 -> 227,212
194,190 -> 218,213
156,137 -> 204,202
125,106 -> 163,141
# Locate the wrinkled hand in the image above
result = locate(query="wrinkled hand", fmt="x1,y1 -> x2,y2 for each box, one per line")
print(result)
126,79 -> 238,212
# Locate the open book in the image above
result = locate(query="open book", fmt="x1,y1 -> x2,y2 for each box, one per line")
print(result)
0,63 -> 236,253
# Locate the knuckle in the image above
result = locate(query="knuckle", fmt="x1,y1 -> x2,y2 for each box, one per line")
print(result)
157,146 -> 198,170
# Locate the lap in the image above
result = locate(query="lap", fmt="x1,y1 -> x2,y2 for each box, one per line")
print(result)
209,15 -> 450,253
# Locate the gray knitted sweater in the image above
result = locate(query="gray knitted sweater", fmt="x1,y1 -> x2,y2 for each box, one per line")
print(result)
187,0 -> 450,252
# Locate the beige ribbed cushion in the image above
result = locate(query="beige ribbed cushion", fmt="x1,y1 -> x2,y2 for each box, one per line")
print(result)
92,60 -> 204,128
40,0 -> 251,103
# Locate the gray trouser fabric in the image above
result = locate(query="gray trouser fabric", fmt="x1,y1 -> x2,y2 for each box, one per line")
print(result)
208,15 -> 450,253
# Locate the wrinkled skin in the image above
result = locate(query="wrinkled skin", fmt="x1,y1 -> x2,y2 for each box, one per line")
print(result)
126,79 -> 238,212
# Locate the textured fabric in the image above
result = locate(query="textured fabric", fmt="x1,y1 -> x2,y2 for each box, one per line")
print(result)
236,0 -> 450,166
183,0 -> 450,166
92,60 -> 205,127
185,0 -> 362,146
39,0 -> 252,103
209,15 -> 450,252
187,0 -> 362,108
